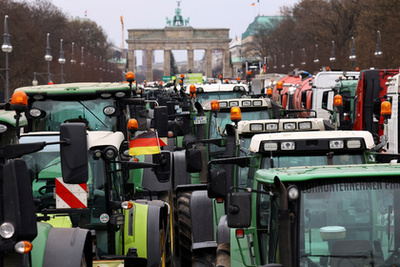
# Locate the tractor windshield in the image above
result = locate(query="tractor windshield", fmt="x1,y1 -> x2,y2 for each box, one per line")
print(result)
196,91 -> 245,103
28,98 -> 117,131
261,153 -> 364,168
20,136 -> 108,216
209,109 -> 271,140
299,177 -> 400,267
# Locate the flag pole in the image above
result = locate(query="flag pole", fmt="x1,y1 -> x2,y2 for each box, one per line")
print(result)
155,130 -> 161,153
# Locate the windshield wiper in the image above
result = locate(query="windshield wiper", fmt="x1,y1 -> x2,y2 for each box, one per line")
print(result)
78,100 -> 107,128
39,161 -> 60,172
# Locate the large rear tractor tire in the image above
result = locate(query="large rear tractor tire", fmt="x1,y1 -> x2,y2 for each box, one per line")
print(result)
177,192 -> 193,266
192,248 -> 216,267
216,243 -> 230,267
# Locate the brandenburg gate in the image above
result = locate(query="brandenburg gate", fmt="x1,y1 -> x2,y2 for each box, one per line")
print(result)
126,2 -> 232,81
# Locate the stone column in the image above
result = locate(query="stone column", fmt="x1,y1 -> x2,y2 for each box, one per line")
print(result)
164,50 -> 171,77
146,49 -> 153,82
187,49 -> 194,73
205,49 -> 212,78
128,49 -> 135,73
222,49 -> 231,77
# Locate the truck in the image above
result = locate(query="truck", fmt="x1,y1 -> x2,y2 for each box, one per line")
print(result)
353,69 -> 399,144
252,73 -> 286,95
321,74 -> 359,130
271,72 -> 302,107
385,73 -> 400,154
309,70 -> 359,121
292,76 -> 314,117
0,95 -> 92,266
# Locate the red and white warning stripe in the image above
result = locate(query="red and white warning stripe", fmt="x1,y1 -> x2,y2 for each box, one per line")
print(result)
55,177 -> 88,209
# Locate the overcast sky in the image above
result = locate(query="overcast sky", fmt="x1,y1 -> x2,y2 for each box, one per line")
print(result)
25,0 -> 300,62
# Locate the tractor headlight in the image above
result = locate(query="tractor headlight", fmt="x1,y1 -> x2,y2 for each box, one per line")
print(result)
330,140 -> 344,149
347,140 -> 361,149
265,123 -> 278,131
298,121 -> 312,130
250,123 -> 263,131
103,106 -> 116,116
29,108 -> 43,118
288,186 -> 299,200
281,141 -> 295,150
0,222 -> 15,239
283,122 -> 296,130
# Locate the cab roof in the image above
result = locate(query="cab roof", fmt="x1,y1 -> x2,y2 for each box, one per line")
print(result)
237,117 -> 327,135
202,98 -> 271,110
249,130 -> 376,152
190,83 -> 249,94
15,82 -> 131,96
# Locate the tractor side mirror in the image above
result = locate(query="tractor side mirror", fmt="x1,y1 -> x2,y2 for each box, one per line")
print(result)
154,106 -> 168,137
227,192 -> 252,228
153,151 -> 171,183
60,123 -> 88,184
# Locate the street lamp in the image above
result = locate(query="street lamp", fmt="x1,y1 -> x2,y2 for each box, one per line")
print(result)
281,53 -> 285,68
314,44 -> 320,64
290,51 -> 294,68
44,33 -> 52,84
70,42 -> 76,64
329,40 -> 336,63
2,15 -> 12,102
58,39 -> 66,83
375,30 -> 382,68
80,47 -> 85,66
301,48 -> 306,66
349,36 -> 356,66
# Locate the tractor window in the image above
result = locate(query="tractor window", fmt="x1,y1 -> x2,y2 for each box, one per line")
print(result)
29,98 -> 117,132
196,91 -> 245,103
262,153 -> 363,168
208,109 -> 271,160
299,178 -> 400,267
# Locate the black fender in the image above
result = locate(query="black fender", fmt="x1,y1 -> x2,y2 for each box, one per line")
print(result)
190,190 -> 217,250
217,215 -> 230,244
173,150 -> 191,188
147,204 -> 165,267
43,227 -> 92,267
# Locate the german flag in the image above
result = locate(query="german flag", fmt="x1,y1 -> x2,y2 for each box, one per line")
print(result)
129,131 -> 163,156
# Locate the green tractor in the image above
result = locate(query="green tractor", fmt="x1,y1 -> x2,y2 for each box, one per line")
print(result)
20,129 -> 172,267
0,98 -> 92,266
203,120 -> 393,266
227,163 -> 400,267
